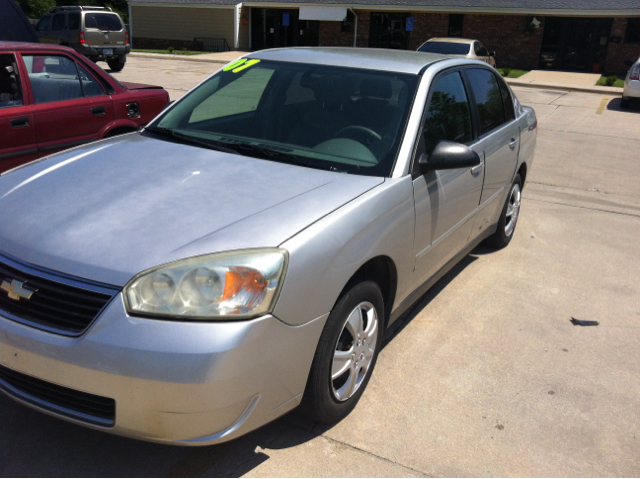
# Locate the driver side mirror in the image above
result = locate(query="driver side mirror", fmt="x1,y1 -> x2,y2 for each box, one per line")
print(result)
419,140 -> 481,172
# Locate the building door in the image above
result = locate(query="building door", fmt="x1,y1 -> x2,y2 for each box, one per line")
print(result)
251,9 -> 319,50
369,13 -> 410,50
540,17 -> 613,72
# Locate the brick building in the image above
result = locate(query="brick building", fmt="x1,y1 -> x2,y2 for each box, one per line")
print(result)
129,0 -> 640,74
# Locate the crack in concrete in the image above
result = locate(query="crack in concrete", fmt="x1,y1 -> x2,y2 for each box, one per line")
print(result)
525,197 -> 640,219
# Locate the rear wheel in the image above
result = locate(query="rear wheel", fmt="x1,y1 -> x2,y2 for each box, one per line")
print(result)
107,55 -> 126,72
299,281 -> 383,423
486,174 -> 522,249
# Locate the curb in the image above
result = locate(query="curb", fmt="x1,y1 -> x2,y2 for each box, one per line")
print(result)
505,78 -> 623,95
129,52 -> 230,65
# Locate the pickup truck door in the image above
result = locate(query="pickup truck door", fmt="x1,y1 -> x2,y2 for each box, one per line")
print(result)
0,52 -> 36,173
464,67 -> 519,234
412,70 -> 484,286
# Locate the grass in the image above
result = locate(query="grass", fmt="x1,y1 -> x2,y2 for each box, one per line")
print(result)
596,75 -> 625,88
132,49 -> 205,55
497,68 -> 529,79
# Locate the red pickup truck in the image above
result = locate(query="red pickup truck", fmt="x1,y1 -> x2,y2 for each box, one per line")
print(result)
0,41 -> 169,172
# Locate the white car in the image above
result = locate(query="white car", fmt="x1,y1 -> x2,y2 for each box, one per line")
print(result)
417,38 -> 496,67
621,56 -> 640,109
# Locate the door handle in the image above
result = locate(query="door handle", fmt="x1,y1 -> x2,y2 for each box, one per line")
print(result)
509,137 -> 519,150
91,106 -> 106,116
470,161 -> 484,177
10,117 -> 29,128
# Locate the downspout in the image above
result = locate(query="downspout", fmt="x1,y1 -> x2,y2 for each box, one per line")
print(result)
128,3 -> 133,48
349,7 -> 358,48
234,2 -> 243,50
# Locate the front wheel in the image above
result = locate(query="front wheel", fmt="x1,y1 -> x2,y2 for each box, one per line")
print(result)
107,55 -> 126,72
486,174 -> 522,249
299,281 -> 384,423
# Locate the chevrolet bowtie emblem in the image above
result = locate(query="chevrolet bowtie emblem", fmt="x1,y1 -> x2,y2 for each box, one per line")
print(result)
1,279 -> 36,301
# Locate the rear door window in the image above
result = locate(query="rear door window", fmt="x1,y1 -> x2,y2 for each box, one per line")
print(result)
24,55 -> 84,104
84,13 -> 122,31
466,68 -> 506,136
51,13 -> 66,31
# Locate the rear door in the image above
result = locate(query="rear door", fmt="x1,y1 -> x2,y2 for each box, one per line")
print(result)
22,52 -> 114,153
464,67 -> 519,235
0,52 -> 36,172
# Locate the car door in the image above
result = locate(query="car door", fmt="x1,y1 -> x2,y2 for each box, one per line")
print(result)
35,15 -> 53,43
464,67 -> 519,235
47,12 -> 66,44
412,69 -> 484,286
0,52 -> 36,172
22,52 -> 114,154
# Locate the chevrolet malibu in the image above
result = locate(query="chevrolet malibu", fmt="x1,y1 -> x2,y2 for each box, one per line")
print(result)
0,48 -> 536,445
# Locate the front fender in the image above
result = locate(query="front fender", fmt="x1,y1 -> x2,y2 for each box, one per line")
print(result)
274,177 -> 416,327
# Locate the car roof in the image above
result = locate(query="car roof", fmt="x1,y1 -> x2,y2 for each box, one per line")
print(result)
427,38 -> 476,44
0,41 -> 76,52
249,47 -> 448,74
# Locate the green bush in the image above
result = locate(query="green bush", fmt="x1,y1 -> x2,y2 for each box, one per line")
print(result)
502,67 -> 512,78
167,46 -> 174,54
605,75 -> 618,86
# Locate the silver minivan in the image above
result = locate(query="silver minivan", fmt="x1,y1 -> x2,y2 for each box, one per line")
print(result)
36,6 -> 130,71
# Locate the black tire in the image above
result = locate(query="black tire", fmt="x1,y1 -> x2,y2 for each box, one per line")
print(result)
299,281 -> 384,424
620,98 -> 630,109
486,174 -> 523,249
107,55 -> 126,72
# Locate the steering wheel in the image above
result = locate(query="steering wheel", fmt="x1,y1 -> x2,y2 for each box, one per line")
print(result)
335,125 -> 382,145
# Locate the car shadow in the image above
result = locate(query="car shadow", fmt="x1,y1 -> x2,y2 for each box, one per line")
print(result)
0,250 -> 483,478
607,97 -> 640,113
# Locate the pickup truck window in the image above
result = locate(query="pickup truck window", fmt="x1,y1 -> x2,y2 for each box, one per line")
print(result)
423,71 -> 473,154
466,68 -> 505,136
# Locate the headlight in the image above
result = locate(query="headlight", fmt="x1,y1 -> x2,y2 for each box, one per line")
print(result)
124,249 -> 287,320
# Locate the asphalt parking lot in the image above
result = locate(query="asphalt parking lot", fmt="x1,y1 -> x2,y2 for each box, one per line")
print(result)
1,57 -> 639,477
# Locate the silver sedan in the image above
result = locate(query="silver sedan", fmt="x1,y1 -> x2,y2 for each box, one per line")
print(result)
0,47 -> 536,445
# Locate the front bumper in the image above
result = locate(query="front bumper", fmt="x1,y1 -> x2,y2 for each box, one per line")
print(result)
623,79 -> 640,99
0,295 -> 326,445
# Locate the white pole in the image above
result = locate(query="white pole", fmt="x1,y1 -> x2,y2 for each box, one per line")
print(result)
128,3 -> 133,48
349,8 -> 358,48
234,3 -> 242,50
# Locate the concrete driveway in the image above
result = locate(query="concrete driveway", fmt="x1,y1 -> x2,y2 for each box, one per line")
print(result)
1,57 -> 639,477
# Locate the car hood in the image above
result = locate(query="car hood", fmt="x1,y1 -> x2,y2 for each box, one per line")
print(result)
0,134 -> 383,286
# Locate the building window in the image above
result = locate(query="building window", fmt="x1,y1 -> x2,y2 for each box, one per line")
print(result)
342,11 -> 355,33
625,18 -> 640,44
449,14 -> 463,37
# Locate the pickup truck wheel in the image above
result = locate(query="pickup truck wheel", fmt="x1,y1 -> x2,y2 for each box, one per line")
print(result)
107,55 -> 126,72
299,281 -> 383,423
486,174 -> 522,249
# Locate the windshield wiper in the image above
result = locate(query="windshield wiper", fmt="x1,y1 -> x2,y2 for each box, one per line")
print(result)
144,127 -> 239,155
234,143 -> 333,171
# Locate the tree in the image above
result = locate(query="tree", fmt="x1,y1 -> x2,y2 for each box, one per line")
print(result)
15,0 -> 56,19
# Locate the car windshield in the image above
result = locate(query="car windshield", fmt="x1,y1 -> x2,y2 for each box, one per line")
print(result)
418,42 -> 471,55
85,13 -> 122,31
149,59 -> 419,177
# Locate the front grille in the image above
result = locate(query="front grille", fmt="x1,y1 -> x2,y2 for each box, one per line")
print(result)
0,254 -> 118,336
0,363 -> 115,427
